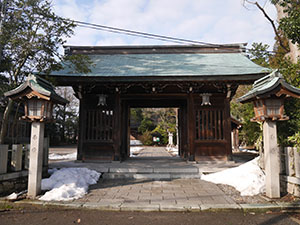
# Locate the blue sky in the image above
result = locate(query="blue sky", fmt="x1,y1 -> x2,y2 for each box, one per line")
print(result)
52,0 -> 277,49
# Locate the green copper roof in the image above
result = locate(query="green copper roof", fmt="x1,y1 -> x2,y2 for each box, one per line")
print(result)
5,74 -> 68,105
50,53 -> 269,77
238,70 -> 300,103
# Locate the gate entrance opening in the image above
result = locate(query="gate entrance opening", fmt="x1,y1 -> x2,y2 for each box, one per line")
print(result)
129,108 -> 179,158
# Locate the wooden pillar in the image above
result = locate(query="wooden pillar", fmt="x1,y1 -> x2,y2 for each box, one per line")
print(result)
28,122 -> 44,198
187,93 -> 195,161
263,120 -> 280,198
224,98 -> 232,157
77,98 -> 84,160
113,93 -> 121,161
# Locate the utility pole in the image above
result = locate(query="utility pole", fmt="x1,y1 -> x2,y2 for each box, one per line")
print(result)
0,0 -> 8,62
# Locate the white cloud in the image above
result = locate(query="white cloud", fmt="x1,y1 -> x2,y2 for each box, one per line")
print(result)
52,0 -> 277,49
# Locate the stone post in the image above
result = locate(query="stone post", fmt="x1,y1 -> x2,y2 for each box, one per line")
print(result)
11,144 -> 23,171
168,132 -> 173,146
263,120 -> 280,198
27,122 -> 44,198
0,145 -> 8,174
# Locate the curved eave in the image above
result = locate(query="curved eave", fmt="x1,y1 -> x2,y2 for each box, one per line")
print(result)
45,71 -> 270,86
238,79 -> 300,103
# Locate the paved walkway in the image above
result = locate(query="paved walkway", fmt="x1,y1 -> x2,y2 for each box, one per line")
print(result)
136,146 -> 173,158
74,178 -> 238,211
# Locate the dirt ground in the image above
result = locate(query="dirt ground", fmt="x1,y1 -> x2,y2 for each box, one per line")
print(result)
0,205 -> 300,225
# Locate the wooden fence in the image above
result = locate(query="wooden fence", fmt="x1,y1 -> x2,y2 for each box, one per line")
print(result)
281,147 -> 300,197
0,138 -> 49,180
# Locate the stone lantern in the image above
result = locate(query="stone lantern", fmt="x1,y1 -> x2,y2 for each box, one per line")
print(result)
238,70 -> 300,198
5,74 -> 68,198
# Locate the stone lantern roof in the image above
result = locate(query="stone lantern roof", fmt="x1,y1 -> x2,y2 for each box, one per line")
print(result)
4,74 -> 68,105
238,70 -> 300,103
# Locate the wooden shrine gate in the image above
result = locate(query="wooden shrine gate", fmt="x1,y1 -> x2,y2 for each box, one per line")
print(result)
47,44 -> 269,162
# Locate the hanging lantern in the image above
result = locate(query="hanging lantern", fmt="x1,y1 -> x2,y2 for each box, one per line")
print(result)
97,94 -> 107,106
200,93 -> 212,106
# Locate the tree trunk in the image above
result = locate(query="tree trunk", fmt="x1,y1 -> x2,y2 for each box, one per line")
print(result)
275,4 -> 300,63
0,98 -> 13,144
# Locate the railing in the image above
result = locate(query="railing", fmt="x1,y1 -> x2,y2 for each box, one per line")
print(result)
0,138 -> 49,179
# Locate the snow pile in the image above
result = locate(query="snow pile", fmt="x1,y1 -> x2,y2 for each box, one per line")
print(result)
201,157 -> 265,196
40,168 -> 100,201
130,146 -> 143,157
6,192 -> 18,200
239,148 -> 259,154
166,146 -> 178,156
130,140 -> 143,146
49,152 -> 77,160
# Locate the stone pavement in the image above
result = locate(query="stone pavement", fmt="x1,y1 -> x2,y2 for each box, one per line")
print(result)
73,178 -> 238,211
136,146 -> 173,157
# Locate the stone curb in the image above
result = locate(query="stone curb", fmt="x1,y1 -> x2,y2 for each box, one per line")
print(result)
1,199 -> 300,212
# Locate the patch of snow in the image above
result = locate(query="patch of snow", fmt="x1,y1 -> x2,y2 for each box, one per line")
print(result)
166,146 -> 178,156
240,149 -> 259,154
39,168 -> 100,201
130,146 -> 143,157
48,168 -> 58,175
201,157 -> 265,196
130,140 -> 143,146
49,152 -> 77,160
6,192 -> 18,200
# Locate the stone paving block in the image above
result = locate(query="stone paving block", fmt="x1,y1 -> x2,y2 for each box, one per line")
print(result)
175,203 -> 201,212
138,196 -> 151,202
159,204 -> 187,212
120,203 -> 160,212
162,189 -> 175,193
162,194 -> 175,200
211,196 -> 232,204
199,196 -> 215,204
82,202 -> 121,211
240,203 -> 281,211
200,204 -> 242,211
151,199 -> 176,205
149,195 -> 163,201
276,202 -> 300,209
123,195 -> 139,201
98,199 -> 124,205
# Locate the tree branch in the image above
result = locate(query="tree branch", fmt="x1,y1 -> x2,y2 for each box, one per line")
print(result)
254,1 -> 289,52
244,0 -> 289,52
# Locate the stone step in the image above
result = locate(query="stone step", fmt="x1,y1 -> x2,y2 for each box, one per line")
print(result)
108,167 -> 199,173
102,172 -> 201,180
196,160 -> 236,165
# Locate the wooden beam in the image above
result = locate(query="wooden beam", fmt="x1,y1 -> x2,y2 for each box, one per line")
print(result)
113,93 -> 121,161
187,94 -> 195,161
